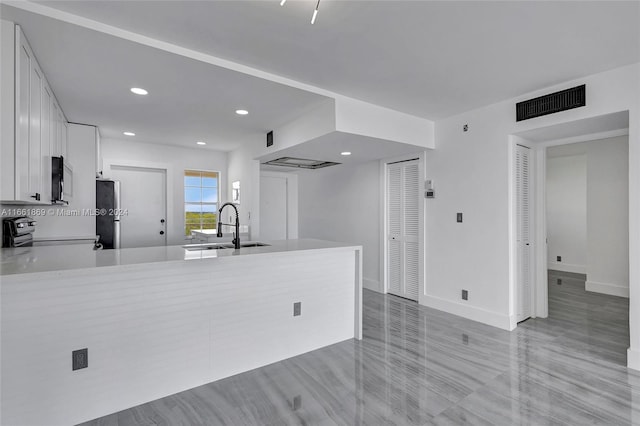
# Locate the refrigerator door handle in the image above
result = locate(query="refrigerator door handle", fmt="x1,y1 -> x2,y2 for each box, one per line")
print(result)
113,181 -> 121,220
113,181 -> 121,249
113,220 -> 121,249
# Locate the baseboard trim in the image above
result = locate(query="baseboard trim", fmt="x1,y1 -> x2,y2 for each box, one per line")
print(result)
585,280 -> 629,298
547,261 -> 586,274
363,278 -> 381,293
421,294 -> 514,331
628,348 -> 640,371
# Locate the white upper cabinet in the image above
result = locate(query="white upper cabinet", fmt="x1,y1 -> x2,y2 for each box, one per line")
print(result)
0,21 -> 69,204
41,84 -> 52,204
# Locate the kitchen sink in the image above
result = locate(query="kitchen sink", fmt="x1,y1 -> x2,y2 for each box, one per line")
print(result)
182,244 -> 228,251
222,242 -> 271,248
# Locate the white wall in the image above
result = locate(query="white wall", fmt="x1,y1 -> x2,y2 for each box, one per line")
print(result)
101,138 -> 227,246
547,136 -> 630,297
255,99 -> 336,159
298,161 -> 381,290
425,63 -> 638,337
546,154 -> 587,273
335,97 -> 435,149
227,142 -> 261,240
587,137 -> 630,297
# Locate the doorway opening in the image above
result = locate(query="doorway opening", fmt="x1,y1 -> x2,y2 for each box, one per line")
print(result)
511,111 -> 630,365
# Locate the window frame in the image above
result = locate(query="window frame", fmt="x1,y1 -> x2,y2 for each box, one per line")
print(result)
184,169 -> 220,236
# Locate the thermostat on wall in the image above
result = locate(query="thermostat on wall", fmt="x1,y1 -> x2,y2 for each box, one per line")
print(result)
425,179 -> 435,198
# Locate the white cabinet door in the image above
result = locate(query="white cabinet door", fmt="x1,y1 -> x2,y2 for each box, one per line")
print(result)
51,100 -> 59,156
41,84 -> 52,204
62,119 -> 68,161
57,108 -> 63,157
15,28 -> 31,202
14,25 -> 51,203
28,58 -> 43,201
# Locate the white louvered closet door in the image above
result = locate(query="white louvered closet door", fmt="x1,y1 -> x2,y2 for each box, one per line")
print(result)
516,144 -> 533,321
387,160 -> 420,301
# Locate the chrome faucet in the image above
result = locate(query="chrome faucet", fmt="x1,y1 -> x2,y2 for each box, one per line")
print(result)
217,202 -> 240,249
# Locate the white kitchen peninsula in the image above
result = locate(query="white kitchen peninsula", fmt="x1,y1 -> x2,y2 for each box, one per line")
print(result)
0,239 -> 362,426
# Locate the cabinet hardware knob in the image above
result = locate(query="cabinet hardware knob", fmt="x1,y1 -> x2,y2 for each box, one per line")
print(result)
160,219 -> 165,224
159,231 -> 165,235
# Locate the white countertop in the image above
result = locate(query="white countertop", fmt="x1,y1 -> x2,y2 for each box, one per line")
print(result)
0,239 -> 359,276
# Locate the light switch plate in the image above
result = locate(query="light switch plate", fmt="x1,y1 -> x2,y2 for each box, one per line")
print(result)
457,213 -> 463,223
293,302 -> 301,316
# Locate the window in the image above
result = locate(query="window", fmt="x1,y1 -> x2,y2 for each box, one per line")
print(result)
184,170 -> 218,236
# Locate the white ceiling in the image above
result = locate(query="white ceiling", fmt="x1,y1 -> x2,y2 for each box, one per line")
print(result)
1,1 -> 638,159
0,4 -> 329,151
29,0 -> 640,119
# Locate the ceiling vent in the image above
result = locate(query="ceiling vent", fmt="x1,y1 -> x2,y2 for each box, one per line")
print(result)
516,84 -> 585,122
263,157 -> 340,169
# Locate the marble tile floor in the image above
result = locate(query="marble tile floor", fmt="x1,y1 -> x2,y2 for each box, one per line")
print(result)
82,271 -> 639,425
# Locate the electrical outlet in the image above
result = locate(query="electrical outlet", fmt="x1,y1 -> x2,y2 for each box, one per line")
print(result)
462,290 -> 468,300
290,395 -> 302,411
463,124 -> 469,132
557,255 -> 562,262
72,348 -> 88,371
457,213 -> 463,223
293,302 -> 301,316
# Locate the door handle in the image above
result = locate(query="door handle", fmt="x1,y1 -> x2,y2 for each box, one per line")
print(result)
30,193 -> 40,201
159,231 -> 165,235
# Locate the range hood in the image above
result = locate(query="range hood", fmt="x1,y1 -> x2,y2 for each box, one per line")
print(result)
262,157 -> 340,170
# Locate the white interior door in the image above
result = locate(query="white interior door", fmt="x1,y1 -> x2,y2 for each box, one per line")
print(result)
109,165 -> 167,248
387,160 -> 420,301
516,144 -> 533,321
260,175 -> 288,241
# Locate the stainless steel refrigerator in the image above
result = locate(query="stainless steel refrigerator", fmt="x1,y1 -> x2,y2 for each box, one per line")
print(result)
96,179 -> 121,249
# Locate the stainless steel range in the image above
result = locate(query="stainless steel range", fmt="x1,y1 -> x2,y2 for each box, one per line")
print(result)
2,217 -> 36,247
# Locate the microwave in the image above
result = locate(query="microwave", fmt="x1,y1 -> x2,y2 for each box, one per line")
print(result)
51,156 -> 72,204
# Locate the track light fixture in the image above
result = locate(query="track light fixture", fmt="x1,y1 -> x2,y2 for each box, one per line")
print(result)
279,0 -> 321,25
311,0 -> 321,24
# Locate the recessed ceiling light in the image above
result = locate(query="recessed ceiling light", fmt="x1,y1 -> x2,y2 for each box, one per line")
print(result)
123,131 -> 135,136
341,151 -> 351,156
235,109 -> 249,115
196,141 -> 206,145
130,87 -> 148,95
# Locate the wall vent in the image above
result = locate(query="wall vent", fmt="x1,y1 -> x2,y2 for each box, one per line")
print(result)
516,84 -> 585,122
